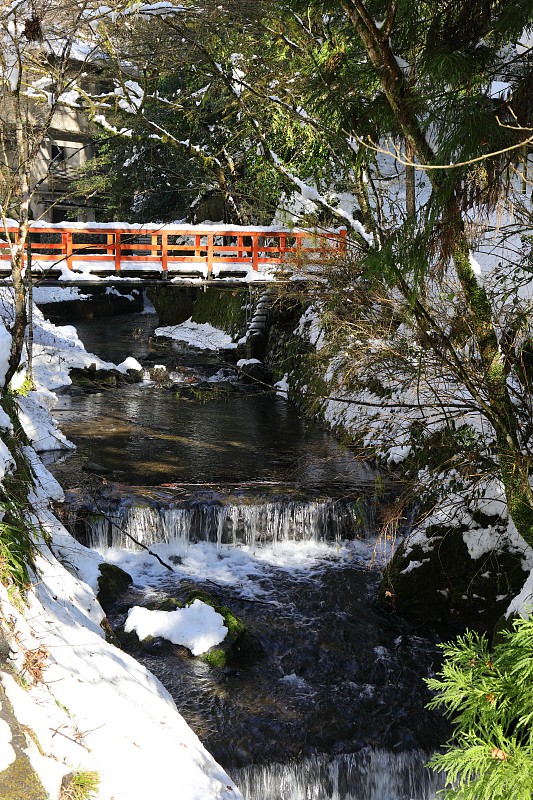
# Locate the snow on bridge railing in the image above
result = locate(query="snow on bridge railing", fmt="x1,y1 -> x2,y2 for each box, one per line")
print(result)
0,222 -> 348,279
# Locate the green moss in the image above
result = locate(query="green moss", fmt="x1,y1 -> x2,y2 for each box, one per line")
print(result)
185,590 -> 254,667
216,605 -> 246,637
155,596 -> 182,612
147,287 -> 195,326
185,589 -> 215,607
191,288 -> 248,338
204,648 -> 227,668
0,689 -> 47,800
0,755 -> 47,800
147,286 -> 249,337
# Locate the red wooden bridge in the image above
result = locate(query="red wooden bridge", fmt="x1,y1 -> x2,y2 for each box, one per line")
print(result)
0,222 -> 348,284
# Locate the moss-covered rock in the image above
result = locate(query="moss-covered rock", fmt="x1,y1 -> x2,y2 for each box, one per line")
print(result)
380,523 -> 528,632
0,683 -> 47,800
69,366 -> 142,392
184,590 -> 261,668
147,286 -> 249,338
97,563 -> 133,612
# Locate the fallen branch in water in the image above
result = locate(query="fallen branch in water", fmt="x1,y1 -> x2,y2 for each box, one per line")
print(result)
97,510 -> 175,572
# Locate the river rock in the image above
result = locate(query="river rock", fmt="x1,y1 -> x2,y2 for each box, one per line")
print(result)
184,590 -> 263,668
149,365 -> 167,383
237,360 -> 273,386
380,522 -> 528,632
135,590 -> 261,667
69,366 -> 140,390
82,461 -> 111,475
97,563 -> 133,612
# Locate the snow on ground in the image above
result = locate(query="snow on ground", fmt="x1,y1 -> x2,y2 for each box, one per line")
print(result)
1,526 -> 241,800
125,599 -> 228,655
32,286 -> 91,303
155,319 -> 237,350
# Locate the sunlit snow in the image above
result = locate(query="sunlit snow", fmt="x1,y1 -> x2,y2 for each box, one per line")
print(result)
125,599 -> 228,655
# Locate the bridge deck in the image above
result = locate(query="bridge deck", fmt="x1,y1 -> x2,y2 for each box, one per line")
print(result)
0,223 -> 347,284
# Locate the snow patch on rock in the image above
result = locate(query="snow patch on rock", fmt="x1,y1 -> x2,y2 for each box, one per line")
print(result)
125,599 -> 228,656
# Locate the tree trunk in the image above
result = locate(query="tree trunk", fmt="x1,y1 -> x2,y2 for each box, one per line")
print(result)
4,246 -> 27,390
3,118 -> 30,391
344,0 -> 533,547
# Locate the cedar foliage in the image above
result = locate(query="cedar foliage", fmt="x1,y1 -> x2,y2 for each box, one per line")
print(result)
427,617 -> 533,798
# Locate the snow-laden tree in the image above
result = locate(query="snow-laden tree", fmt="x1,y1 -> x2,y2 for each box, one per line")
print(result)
188,0 -> 533,551
0,0 -> 127,389
66,1 -> 533,550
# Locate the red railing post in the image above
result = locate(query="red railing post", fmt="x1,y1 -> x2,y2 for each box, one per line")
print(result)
252,233 -> 259,271
279,233 -> 286,262
114,232 -> 121,270
207,234 -> 214,276
63,230 -> 73,270
161,233 -> 168,271
338,227 -> 347,254
195,234 -> 201,259
295,232 -> 303,269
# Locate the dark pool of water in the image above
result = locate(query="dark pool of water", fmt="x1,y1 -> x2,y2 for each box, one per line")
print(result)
49,313 -> 376,490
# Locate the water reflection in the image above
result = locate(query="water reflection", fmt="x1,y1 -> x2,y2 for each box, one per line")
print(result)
51,311 -> 375,492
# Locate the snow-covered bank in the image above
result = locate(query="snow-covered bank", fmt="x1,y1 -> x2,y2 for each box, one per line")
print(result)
267,293 -> 533,629
0,291 -> 242,799
1,522 -> 240,800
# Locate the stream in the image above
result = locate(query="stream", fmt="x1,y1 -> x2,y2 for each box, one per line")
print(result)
45,308 -> 448,800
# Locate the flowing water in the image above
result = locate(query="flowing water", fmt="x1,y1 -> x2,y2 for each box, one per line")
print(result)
46,308 -> 448,799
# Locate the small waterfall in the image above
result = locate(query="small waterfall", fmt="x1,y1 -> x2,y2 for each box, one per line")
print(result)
80,497 -> 375,551
235,750 -> 442,800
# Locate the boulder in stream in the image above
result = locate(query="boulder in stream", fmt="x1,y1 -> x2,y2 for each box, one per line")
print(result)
380,521 -> 529,633
97,562 -> 133,613
184,590 -> 263,668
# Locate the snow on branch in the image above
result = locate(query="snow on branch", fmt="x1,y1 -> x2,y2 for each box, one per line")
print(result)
84,2 -> 191,24
270,151 -> 374,246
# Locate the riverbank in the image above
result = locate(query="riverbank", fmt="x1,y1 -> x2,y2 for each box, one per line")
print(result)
0,292 -> 242,800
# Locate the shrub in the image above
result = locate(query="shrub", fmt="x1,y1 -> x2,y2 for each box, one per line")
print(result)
426,616 -> 533,798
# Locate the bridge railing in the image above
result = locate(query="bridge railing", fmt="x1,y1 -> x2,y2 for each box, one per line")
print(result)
0,224 -> 348,277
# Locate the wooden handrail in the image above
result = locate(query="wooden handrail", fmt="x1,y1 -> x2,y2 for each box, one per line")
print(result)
0,224 -> 349,276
